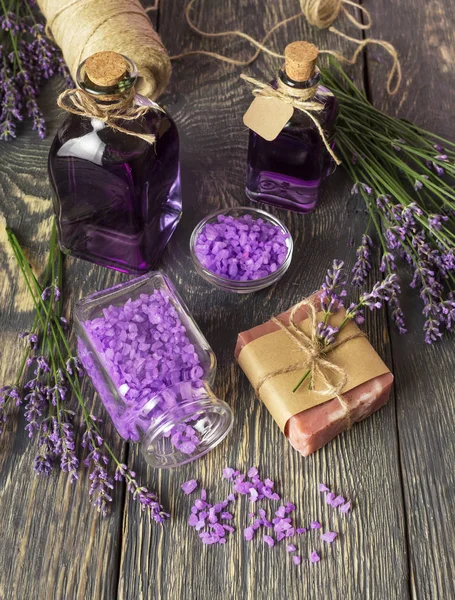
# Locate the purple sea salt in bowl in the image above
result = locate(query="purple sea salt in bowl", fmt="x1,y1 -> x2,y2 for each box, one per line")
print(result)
75,272 -> 233,468
190,207 -> 293,293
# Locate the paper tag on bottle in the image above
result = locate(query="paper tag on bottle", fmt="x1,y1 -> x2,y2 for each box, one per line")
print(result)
243,96 -> 294,141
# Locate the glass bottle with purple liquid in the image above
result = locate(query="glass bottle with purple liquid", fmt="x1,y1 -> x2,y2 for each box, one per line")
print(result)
245,41 -> 339,214
48,51 -> 181,274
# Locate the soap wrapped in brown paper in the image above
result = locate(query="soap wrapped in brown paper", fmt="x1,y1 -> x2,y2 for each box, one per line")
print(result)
235,298 -> 393,456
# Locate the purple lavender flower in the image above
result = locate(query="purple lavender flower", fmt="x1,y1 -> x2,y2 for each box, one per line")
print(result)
115,464 -> 170,523
352,234 -> 373,287
320,260 -> 347,314
59,412 -> 79,483
390,290 -> 407,334
432,162 -> 445,177
380,252 -> 396,273
316,322 -> 339,346
428,214 -> 449,232
24,381 -> 46,437
82,423 -> 113,516
360,274 -> 400,310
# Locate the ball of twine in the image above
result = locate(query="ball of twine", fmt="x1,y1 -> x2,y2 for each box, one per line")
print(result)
37,0 -> 171,99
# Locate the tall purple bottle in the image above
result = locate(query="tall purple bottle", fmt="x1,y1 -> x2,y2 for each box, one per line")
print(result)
245,42 -> 338,214
49,52 -> 181,274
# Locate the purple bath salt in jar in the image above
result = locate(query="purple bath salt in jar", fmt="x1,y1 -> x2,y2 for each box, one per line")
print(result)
75,272 -> 233,468
245,41 -> 338,214
49,51 -> 181,274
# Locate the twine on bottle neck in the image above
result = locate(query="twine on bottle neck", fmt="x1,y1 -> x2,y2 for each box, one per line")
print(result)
254,296 -> 366,427
241,74 -> 341,165
57,87 -> 158,144
170,0 -> 401,95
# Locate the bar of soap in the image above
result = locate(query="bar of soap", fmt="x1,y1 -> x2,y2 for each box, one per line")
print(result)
286,372 -> 393,456
235,302 -> 393,457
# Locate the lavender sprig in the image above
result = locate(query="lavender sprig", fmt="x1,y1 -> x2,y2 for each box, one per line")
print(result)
293,261 -> 400,393
2,221 -> 168,522
322,59 -> 455,342
0,1 -> 72,140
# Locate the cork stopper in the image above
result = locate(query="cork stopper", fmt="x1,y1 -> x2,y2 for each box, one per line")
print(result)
84,51 -> 128,88
284,42 -> 319,82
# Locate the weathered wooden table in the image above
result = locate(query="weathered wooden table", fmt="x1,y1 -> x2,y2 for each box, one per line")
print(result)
1,1 -> 454,599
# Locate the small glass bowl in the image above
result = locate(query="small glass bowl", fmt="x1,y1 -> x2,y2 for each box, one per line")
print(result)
190,207 -> 293,293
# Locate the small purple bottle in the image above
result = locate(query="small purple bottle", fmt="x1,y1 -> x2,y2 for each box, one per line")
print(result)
245,42 -> 339,214
48,52 -> 181,274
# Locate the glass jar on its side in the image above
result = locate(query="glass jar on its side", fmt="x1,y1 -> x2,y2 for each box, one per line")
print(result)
75,271 -> 233,468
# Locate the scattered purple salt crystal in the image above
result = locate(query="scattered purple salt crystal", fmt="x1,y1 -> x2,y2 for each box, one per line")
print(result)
292,556 -> 302,565
221,512 -> 233,520
310,551 -> 321,563
276,532 -> 286,542
223,467 -> 235,479
325,492 -> 336,505
285,528 -> 295,538
340,502 -> 351,514
200,489 -> 207,501
250,487 -> 259,502
234,481 -> 253,494
194,499 -> 208,510
296,527 -> 307,535
263,535 -> 275,547
244,526 -> 255,541
223,525 -> 235,533
321,531 -> 338,543
310,521 -> 321,530
247,466 -> 258,478
227,493 -> 236,502
252,519 -> 262,530
195,520 -> 206,531
286,544 -> 296,552
331,495 -> 345,508
264,478 -> 274,488
284,502 -> 296,514
211,523 -> 226,536
181,479 -> 198,495
194,213 -> 290,282
188,513 -> 199,527
275,506 -> 286,518
318,483 -> 330,493
248,512 -> 255,519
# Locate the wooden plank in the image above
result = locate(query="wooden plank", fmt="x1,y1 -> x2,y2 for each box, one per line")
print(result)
365,1 -> 455,599
118,2 -> 409,598
0,34 -> 133,600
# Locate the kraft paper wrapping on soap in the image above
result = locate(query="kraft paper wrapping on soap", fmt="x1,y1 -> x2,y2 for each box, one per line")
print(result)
237,309 -> 390,433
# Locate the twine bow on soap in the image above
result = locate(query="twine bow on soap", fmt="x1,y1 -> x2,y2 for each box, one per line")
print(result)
240,74 -> 341,165
255,297 -> 365,425
57,87 -> 158,144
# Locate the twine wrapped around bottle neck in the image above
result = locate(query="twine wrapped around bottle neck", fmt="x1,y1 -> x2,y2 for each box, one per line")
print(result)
57,87 -> 159,144
241,73 -> 341,165
254,296 -> 366,426
171,0 -> 401,95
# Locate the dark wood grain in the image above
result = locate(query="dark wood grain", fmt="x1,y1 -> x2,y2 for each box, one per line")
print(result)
0,79 -> 130,599
117,2 -> 408,599
366,1 -> 455,599
2,1 -> 454,599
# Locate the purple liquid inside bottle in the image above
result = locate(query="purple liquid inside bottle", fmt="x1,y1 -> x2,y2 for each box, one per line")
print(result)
48,53 -> 182,274
245,61 -> 339,214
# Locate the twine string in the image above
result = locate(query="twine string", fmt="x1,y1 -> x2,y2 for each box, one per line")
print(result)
254,297 -> 366,425
37,0 -> 171,98
170,0 -> 401,95
241,73 -> 341,165
57,87 -> 157,144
